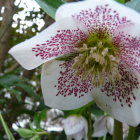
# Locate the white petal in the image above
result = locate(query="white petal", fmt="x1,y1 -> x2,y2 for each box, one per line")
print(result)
106,117 -> 114,135
92,116 -> 108,137
72,130 -> 86,140
56,0 -> 140,25
41,60 -> 94,110
93,63 -> 140,126
63,116 -> 87,135
9,18 -> 86,70
114,23 -> 140,74
122,124 -> 129,138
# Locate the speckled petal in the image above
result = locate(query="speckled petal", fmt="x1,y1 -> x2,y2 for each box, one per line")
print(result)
41,60 -> 94,110
93,63 -> 140,126
9,18 -> 86,70
56,0 -> 140,25
114,23 -> 140,74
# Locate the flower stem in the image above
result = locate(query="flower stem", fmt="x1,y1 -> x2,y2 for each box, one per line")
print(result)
128,126 -> 135,140
87,107 -> 92,140
0,113 -> 15,140
113,119 -> 123,140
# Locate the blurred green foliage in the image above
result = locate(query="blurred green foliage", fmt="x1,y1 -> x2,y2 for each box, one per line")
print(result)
35,0 -> 65,19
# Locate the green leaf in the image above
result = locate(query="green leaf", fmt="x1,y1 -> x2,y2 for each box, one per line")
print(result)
35,0 -> 65,19
16,128 -> 35,138
29,135 -> 41,140
115,0 -> 125,4
0,74 -> 21,86
0,99 -> 6,104
15,83 -> 40,100
126,0 -> 140,13
9,89 -> 22,102
34,110 -> 47,128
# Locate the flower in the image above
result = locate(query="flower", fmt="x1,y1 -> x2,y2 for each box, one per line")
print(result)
62,115 -> 88,140
92,115 -> 129,139
40,109 -> 64,132
9,0 -> 140,126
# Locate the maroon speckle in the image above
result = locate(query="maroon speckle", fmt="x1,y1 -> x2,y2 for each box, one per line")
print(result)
32,29 -> 86,59
55,60 -> 93,98
101,63 -> 139,108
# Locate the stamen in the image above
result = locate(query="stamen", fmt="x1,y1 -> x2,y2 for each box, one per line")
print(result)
72,32 -> 121,87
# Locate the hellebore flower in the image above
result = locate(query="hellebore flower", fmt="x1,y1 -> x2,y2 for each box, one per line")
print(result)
9,0 -> 140,126
92,116 -> 129,139
40,109 -> 64,132
63,115 -> 88,140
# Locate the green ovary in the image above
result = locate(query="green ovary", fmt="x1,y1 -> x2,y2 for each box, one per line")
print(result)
72,32 -> 121,87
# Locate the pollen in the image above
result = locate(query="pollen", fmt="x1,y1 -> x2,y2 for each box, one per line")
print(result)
72,32 -> 121,87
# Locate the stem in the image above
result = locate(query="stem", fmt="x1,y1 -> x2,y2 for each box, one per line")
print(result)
36,131 -> 48,135
113,119 -> 123,140
98,136 -> 106,140
87,108 -> 92,140
0,113 -> 15,140
127,126 -> 135,140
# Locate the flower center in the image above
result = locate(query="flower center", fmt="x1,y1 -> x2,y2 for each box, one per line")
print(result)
72,32 -> 121,87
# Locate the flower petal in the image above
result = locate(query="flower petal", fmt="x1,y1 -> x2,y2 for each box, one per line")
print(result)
92,116 -> 108,137
114,23 -> 140,74
9,18 -> 86,70
56,0 -> 140,25
106,117 -> 114,135
41,60 -> 94,110
63,116 -> 87,135
93,63 -> 140,126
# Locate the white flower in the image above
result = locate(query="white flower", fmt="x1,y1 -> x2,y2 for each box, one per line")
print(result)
46,109 -> 64,122
63,115 -> 88,140
9,0 -> 140,126
40,109 -> 64,132
93,116 -> 129,139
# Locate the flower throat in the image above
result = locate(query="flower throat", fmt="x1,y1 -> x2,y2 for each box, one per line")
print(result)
72,32 -> 121,87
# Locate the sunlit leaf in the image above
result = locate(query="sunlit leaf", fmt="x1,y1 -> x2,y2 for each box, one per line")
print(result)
29,135 -> 41,140
17,128 -> 35,138
115,0 -> 125,4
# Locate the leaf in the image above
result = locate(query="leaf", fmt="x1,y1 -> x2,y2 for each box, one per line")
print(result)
16,128 -> 35,138
126,0 -> 140,13
29,135 -> 41,140
0,74 -> 21,87
9,89 -> 22,102
34,110 -> 47,128
35,0 -> 65,19
115,0 -> 125,4
0,99 -> 6,104
15,83 -> 40,100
